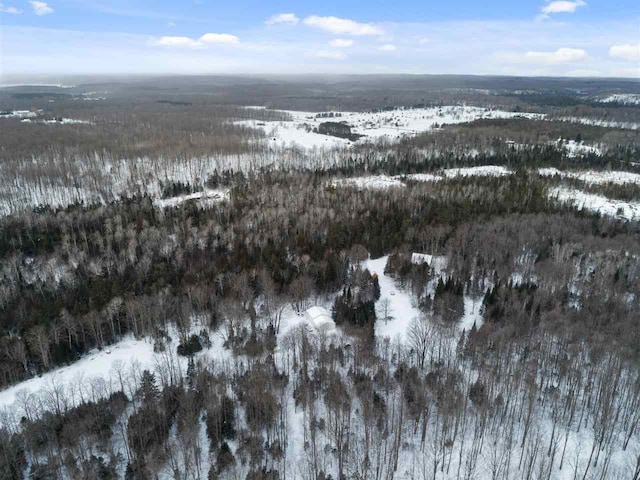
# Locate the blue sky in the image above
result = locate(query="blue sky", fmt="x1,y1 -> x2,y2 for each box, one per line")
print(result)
0,0 -> 638,78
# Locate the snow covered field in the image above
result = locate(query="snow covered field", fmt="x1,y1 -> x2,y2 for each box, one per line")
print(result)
236,106 -> 544,149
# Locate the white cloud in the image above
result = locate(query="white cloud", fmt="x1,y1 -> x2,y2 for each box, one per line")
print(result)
313,50 -> 347,60
0,3 -> 22,13
153,33 -> 239,49
541,0 -> 586,15
29,1 -> 53,15
303,16 -> 383,36
199,33 -> 239,45
609,43 -> 640,62
378,44 -> 397,52
329,39 -> 353,48
524,48 -> 588,64
168,22 -> 176,27
265,13 -> 299,25
154,36 -> 200,48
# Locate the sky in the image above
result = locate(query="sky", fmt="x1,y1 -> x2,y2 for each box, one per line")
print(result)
0,0 -> 639,79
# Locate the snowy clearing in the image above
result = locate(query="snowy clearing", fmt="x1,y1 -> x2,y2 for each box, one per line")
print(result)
153,188 -> 230,209
332,165 -> 510,190
0,336 -> 156,412
557,139 -> 602,158
442,165 -> 510,177
331,175 -> 406,189
459,296 -> 484,332
551,187 -> 640,221
539,168 -> 640,185
365,256 -> 423,342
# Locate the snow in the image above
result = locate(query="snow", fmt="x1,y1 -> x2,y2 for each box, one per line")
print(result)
558,139 -> 602,158
331,175 -> 406,189
305,166 -> 640,221
410,253 -> 448,275
0,336 -> 156,413
238,106 -> 544,150
551,187 -> 640,221
331,166 -> 510,190
0,110 -> 37,119
402,173 -> 442,183
0,316 -> 235,422
41,118 -> 93,125
304,306 -> 336,334
364,256 -> 423,341
235,119 -> 350,150
555,116 -> 640,130
442,165 -> 510,177
598,93 -> 640,105
459,296 -> 484,332
153,188 -> 230,209
539,168 -> 640,185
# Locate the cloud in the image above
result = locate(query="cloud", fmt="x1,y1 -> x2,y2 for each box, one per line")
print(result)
378,44 -> 397,52
265,13 -> 299,25
329,39 -> 353,48
29,1 -> 53,15
541,0 -> 586,15
524,48 -> 588,64
154,36 -> 199,48
609,43 -> 640,62
313,50 -> 347,60
3,19 -> 637,77
0,3 -> 22,13
199,33 -> 239,45
303,16 -> 383,36
152,33 -> 239,49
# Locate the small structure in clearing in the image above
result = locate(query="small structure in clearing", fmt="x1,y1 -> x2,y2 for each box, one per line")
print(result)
304,306 -> 336,334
